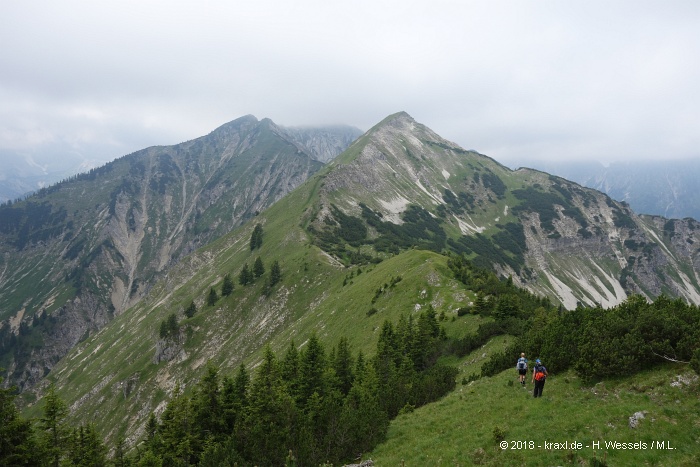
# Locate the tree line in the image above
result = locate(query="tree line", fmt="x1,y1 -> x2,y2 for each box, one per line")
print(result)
137,306 -> 456,466
1,380 -> 110,466
0,306 -> 457,466
446,254 -> 700,382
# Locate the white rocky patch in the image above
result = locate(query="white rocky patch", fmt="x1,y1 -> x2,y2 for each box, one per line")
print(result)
561,266 -> 617,308
442,169 -> 450,180
542,270 -> 579,310
415,179 -> 442,204
643,226 -> 674,257
453,215 -> 484,234
504,205 -> 509,216
9,308 -> 25,333
591,262 -> 628,306
677,271 -> 700,304
379,196 -> 410,224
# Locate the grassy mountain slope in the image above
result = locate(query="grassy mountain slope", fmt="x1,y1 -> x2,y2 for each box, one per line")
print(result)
370,346 -> 700,466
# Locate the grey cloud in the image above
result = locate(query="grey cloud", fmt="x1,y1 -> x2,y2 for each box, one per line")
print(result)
1,0 -> 700,172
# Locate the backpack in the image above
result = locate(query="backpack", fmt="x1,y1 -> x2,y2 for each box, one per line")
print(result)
534,365 -> 546,381
517,357 -> 527,370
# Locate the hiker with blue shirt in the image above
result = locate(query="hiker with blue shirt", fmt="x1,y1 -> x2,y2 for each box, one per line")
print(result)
516,353 -> 528,385
532,359 -> 548,398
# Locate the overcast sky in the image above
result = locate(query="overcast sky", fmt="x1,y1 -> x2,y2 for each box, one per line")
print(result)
2,0 -> 700,172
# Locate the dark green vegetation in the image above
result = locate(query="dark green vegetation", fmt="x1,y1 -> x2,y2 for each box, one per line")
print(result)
1,381 -> 108,466
249,223 -> 264,251
135,307 -> 456,466
158,314 -> 180,340
447,255 -> 700,382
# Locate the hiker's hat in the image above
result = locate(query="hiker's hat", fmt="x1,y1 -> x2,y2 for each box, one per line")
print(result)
536,359 -> 541,364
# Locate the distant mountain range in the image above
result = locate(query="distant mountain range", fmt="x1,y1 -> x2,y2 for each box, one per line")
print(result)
506,158 -> 700,221
0,150 -> 104,204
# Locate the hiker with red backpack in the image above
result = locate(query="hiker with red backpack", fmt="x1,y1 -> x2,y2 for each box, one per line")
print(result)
532,359 -> 548,398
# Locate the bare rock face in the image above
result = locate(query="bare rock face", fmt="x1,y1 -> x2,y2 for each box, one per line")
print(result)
153,333 -> 185,364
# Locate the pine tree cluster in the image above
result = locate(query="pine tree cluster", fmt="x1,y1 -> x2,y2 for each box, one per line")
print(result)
136,310 -> 456,466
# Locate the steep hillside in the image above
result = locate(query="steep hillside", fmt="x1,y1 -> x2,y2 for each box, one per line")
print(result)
308,112 -> 700,309
30,111 -> 700,454
369,345 -> 700,466
0,115 -> 358,391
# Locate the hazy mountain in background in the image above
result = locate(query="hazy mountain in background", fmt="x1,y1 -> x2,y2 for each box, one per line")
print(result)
281,125 -> 364,162
507,158 -> 700,221
0,147 -> 107,203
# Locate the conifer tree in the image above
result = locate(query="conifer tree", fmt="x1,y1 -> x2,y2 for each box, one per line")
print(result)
66,423 -> 107,467
298,333 -> 327,404
166,313 -> 178,335
39,384 -> 69,467
222,363 -> 249,434
113,435 -> 129,467
244,346 -> 295,465
473,292 -> 489,315
184,300 -> 197,318
270,260 -> 281,287
239,263 -> 252,286
253,257 -> 265,278
192,364 -> 224,445
281,341 -> 300,400
159,385 -> 195,465
0,376 -> 38,466
415,307 -> 439,370
374,321 -> 403,417
145,412 -> 158,443
207,287 -> 218,306
139,448 -> 164,466
221,273 -> 234,297
341,362 -> 388,455
333,337 -> 354,396
250,224 -> 263,250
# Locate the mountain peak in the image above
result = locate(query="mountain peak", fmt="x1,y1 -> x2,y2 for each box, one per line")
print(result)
371,111 -> 415,130
209,114 -> 260,136
387,110 -> 414,121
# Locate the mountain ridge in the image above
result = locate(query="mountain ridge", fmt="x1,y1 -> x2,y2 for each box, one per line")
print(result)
26,112 -> 700,450
0,115 -> 358,391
